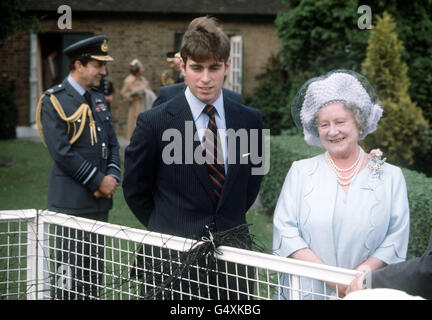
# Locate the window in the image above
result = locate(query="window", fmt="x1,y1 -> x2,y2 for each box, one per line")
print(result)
226,35 -> 242,94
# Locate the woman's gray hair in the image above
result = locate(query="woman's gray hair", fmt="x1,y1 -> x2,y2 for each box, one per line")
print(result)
291,70 -> 383,148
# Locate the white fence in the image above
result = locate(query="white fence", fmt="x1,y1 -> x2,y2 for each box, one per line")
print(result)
0,209 -> 358,300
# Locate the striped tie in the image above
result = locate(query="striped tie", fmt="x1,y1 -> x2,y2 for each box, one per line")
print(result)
203,105 -> 225,199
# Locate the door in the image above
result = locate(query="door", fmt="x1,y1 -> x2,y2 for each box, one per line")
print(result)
29,33 -> 92,125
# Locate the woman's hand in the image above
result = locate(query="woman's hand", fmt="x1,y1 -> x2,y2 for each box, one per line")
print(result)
291,248 -> 347,297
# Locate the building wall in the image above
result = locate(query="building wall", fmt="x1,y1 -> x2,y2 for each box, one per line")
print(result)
0,31 -> 31,127
1,15 -> 280,137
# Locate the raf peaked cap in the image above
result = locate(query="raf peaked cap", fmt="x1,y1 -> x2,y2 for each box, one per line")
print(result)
64,35 -> 114,62
166,51 -> 180,62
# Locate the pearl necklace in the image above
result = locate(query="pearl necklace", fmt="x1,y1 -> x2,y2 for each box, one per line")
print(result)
325,148 -> 364,186
326,148 -> 362,172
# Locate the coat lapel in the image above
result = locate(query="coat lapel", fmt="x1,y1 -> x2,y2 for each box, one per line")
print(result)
166,94 -> 217,205
303,155 -> 338,265
216,98 -> 244,211
63,78 -> 105,142
63,78 -> 87,111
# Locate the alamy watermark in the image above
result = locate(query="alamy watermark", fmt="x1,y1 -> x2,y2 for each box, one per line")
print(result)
357,5 -> 372,30
161,121 -> 270,176
58,5 -> 72,30
57,5 -> 372,31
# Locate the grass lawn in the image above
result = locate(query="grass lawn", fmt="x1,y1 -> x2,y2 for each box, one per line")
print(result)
0,139 -> 274,251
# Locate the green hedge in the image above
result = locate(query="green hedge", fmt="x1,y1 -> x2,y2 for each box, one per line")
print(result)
401,168 -> 432,258
260,134 -> 432,259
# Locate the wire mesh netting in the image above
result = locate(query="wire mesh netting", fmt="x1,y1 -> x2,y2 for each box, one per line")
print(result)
0,210 -> 357,300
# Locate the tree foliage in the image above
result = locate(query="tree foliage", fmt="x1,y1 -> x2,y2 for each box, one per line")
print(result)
275,0 -> 432,124
361,12 -> 430,166
248,0 -> 432,174
0,0 -> 39,42
270,0 -> 370,131
245,54 -> 292,135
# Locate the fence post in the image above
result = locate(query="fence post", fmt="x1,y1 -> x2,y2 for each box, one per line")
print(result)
25,210 -> 38,300
291,275 -> 300,300
37,210 -> 52,299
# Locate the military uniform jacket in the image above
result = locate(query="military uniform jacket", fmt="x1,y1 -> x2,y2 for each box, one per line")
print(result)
41,77 -> 121,214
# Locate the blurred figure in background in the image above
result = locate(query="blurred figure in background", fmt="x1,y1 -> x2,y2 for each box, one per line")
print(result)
160,51 -> 183,86
42,50 -> 60,90
121,58 -> 151,140
94,69 -> 115,111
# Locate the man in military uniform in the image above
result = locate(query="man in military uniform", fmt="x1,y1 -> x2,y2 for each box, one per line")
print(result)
160,51 -> 183,86
37,35 -> 121,299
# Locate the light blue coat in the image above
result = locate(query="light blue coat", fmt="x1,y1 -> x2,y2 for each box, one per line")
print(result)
273,153 -> 410,299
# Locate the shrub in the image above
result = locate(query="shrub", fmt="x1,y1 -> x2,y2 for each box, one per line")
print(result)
245,54 -> 292,135
361,12 -> 430,167
259,134 -> 321,211
261,134 -> 432,259
401,168 -> 432,259
273,1 -> 432,176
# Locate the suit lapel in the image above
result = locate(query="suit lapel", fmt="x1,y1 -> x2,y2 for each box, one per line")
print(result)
217,98 -> 244,210
166,94 -> 217,206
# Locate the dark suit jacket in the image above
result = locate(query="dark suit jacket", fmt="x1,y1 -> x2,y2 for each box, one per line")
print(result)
123,91 -> 263,239
152,82 -> 242,108
371,230 -> 432,299
41,78 -> 121,214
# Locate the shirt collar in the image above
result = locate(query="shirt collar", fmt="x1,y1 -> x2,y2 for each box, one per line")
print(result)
185,87 -> 225,121
67,74 -> 86,96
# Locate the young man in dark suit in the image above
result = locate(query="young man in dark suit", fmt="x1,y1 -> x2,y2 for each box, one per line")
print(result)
123,16 -> 264,299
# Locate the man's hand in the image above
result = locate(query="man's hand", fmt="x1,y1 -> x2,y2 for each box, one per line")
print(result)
93,176 -> 118,199
93,189 -> 104,198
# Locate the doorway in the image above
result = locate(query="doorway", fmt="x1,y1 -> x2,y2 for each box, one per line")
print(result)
29,32 -> 92,124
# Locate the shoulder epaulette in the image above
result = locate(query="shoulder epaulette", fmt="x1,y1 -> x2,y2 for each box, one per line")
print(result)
44,84 -> 65,95
37,84 -> 97,147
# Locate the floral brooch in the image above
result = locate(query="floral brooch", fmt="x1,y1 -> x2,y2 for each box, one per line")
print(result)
367,149 -> 386,180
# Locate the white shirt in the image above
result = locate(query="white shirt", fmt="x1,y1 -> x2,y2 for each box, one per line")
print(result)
185,87 -> 228,174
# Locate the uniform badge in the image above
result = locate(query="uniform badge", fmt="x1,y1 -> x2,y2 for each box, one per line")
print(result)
101,40 -> 108,52
95,104 -> 107,112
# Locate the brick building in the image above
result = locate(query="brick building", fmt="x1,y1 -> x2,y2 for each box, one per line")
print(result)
1,0 -> 286,137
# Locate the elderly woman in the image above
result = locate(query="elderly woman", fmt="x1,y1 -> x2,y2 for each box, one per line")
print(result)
273,70 -> 410,299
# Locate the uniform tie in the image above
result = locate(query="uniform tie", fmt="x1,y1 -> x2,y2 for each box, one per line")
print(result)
84,91 -> 92,106
203,105 -> 225,198
84,91 -> 98,145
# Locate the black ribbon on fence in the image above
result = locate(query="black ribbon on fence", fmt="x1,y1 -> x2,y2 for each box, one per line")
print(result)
131,224 -> 268,300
